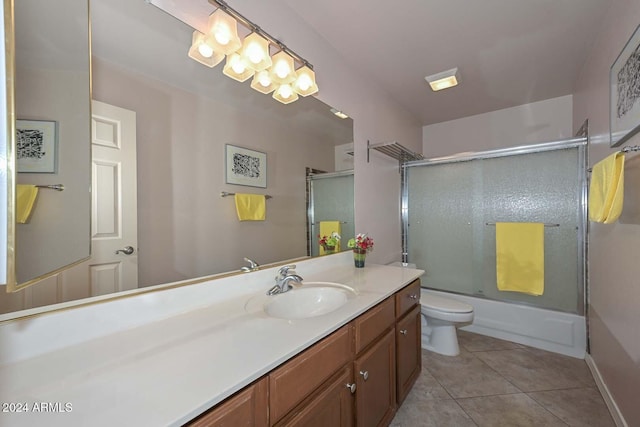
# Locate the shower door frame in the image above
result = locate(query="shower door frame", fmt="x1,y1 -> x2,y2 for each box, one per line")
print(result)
306,169 -> 354,257
401,138 -> 588,315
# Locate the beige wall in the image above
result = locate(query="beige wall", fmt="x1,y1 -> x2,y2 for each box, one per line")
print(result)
422,95 -> 573,157
573,0 -> 640,424
93,59 -> 336,286
228,1 -> 423,266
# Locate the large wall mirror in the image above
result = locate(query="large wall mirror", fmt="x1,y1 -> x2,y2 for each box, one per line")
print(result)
1,0 -> 354,319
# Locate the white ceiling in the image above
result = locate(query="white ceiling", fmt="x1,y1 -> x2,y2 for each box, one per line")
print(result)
281,0 -> 611,126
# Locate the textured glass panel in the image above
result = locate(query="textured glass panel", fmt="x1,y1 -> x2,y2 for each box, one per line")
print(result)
480,148 -> 580,312
310,174 -> 354,257
407,161 -> 478,294
406,146 -> 582,313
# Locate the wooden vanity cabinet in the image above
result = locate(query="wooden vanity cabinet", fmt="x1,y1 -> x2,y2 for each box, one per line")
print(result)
395,305 -> 421,404
275,365 -> 354,427
186,377 -> 268,427
354,329 -> 396,427
395,279 -> 422,406
352,297 -> 397,426
187,279 -> 422,427
269,325 -> 353,425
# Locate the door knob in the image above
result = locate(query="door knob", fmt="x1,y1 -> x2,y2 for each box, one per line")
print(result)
115,246 -> 135,255
400,329 -> 408,335
359,370 -> 369,381
345,383 -> 356,393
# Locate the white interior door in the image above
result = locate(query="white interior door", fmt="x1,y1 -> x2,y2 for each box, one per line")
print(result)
87,100 -> 138,295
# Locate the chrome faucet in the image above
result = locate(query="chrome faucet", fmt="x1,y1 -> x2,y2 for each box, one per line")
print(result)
267,265 -> 303,295
240,257 -> 260,272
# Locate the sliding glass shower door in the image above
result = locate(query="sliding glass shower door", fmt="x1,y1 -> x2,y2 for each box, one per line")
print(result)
405,143 -> 586,314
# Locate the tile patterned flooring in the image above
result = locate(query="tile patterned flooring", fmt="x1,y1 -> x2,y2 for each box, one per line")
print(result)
391,331 -> 615,427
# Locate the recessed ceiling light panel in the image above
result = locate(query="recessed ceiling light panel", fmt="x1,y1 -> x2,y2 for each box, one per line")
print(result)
425,67 -> 460,91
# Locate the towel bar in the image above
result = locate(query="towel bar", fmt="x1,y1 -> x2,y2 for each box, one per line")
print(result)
621,145 -> 640,153
221,191 -> 272,199
35,184 -> 64,191
486,222 -> 559,227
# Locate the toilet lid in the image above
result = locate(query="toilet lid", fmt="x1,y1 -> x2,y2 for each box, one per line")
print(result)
421,294 -> 473,313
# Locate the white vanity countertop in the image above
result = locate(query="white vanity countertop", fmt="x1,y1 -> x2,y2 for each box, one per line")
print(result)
0,253 -> 423,427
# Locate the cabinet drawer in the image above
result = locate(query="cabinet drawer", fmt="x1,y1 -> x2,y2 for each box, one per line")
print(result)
187,377 -> 268,427
395,279 -> 421,319
354,297 -> 395,354
269,325 -> 353,424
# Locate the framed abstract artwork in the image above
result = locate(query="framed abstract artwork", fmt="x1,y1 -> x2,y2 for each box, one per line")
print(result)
16,119 -> 57,173
610,24 -> 640,147
225,144 -> 267,188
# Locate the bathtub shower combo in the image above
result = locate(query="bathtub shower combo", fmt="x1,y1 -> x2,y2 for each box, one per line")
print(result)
403,138 -> 588,358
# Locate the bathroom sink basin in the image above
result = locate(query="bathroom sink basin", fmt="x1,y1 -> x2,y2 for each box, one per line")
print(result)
245,282 -> 357,320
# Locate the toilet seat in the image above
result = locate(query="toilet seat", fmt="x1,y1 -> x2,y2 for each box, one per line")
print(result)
420,294 -> 473,313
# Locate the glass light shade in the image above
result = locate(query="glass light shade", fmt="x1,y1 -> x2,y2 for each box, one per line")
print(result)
207,9 -> 242,55
292,65 -> 319,96
241,33 -> 272,71
187,31 -> 224,68
250,70 -> 276,94
269,51 -> 297,84
223,53 -> 254,82
272,83 -> 299,104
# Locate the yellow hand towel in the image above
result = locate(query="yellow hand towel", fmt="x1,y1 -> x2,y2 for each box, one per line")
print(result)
496,222 -> 544,296
16,184 -> 39,223
234,193 -> 266,221
589,152 -> 625,224
319,220 -> 341,255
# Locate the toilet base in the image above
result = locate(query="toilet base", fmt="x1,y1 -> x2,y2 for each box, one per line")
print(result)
421,321 -> 461,356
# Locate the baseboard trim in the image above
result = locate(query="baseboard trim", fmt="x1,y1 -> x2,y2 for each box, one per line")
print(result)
585,354 -> 627,427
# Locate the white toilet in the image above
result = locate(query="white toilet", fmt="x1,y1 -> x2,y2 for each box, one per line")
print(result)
420,293 -> 474,356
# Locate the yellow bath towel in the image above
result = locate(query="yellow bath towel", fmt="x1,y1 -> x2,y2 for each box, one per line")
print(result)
234,193 -> 266,221
16,184 -> 39,223
589,152 -> 624,224
496,222 -> 544,296
319,220 -> 341,255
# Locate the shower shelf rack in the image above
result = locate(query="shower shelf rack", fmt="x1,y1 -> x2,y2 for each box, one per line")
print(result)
367,141 -> 424,172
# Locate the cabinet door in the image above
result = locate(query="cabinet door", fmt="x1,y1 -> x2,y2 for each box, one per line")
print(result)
354,329 -> 396,427
187,377 -> 268,427
396,305 -> 422,405
269,325 -> 353,423
276,365 -> 354,427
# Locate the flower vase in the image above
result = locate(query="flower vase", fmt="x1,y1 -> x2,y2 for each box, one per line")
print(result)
353,248 -> 367,268
324,245 -> 336,254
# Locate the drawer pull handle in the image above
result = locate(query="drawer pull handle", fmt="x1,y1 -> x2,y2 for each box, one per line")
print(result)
346,383 -> 357,393
408,294 -> 419,300
359,370 -> 369,381
400,329 -> 408,335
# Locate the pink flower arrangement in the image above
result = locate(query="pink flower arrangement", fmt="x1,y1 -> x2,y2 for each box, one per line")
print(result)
347,233 -> 374,252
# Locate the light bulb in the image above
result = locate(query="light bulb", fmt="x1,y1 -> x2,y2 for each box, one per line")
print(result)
275,59 -> 290,79
257,71 -> 271,87
279,84 -> 293,99
246,42 -> 264,64
231,57 -> 246,74
297,75 -> 312,91
197,43 -> 214,58
213,26 -> 231,46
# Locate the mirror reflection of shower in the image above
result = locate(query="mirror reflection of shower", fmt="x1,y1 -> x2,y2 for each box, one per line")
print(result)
307,169 -> 355,257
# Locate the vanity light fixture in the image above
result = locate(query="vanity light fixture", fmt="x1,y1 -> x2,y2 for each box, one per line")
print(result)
241,32 -> 272,71
250,70 -> 277,94
425,67 -> 460,91
207,8 -> 242,55
188,31 -> 225,67
185,0 -> 318,104
272,83 -> 299,104
293,65 -> 319,96
223,52 -> 254,82
330,108 -> 349,119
